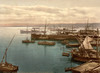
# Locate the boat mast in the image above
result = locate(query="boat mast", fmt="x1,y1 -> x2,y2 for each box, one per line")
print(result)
26,25 -> 28,40
44,20 -> 47,36
96,28 -> 99,59
72,25 -> 73,34
1,35 -> 16,63
86,19 -> 89,35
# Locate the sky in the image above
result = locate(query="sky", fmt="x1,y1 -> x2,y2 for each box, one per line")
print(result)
0,0 -> 100,26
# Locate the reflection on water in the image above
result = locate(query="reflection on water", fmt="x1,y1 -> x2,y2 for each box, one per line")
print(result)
0,71 -> 17,73
0,27 -> 81,73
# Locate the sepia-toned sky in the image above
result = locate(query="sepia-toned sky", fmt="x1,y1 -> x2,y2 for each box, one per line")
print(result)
0,0 -> 100,26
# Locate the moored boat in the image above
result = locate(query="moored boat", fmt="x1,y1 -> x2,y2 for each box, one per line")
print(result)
38,41 -> 55,46
71,36 -> 100,62
22,39 -> 35,43
0,35 -> 18,72
0,62 -> 18,72
62,52 -> 69,57
66,43 -> 80,47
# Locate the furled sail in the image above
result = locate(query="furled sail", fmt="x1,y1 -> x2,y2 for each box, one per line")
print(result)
79,36 -> 93,50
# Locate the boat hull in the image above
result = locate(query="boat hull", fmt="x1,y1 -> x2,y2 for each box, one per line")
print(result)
38,41 -> 55,46
22,40 -> 35,43
72,53 -> 100,62
0,63 -> 18,72
62,52 -> 69,57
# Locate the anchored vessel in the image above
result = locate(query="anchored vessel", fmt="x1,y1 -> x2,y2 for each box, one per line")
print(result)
38,41 -> 55,46
22,38 -> 35,43
22,26 -> 35,43
31,25 -> 77,40
20,25 -> 31,34
0,35 -> 18,72
62,52 -> 69,57
66,42 -> 100,47
66,43 -> 80,47
71,36 -> 100,62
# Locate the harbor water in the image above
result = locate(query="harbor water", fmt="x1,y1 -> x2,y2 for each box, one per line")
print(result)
0,27 -> 82,73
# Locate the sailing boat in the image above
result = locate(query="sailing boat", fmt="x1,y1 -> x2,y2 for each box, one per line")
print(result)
39,20 -> 48,40
0,35 -> 18,72
78,19 -> 98,37
22,26 -> 35,43
71,36 -> 100,62
38,20 -> 55,45
20,25 -> 31,34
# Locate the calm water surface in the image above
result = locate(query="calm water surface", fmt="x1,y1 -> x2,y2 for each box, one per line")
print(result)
0,27 -> 81,73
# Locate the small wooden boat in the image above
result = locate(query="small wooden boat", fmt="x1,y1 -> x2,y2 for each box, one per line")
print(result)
66,43 -> 100,47
22,39 -> 35,43
0,35 -> 18,72
38,41 -> 55,46
0,62 -> 18,72
62,52 -> 69,57
91,42 -> 100,46
66,43 -> 80,47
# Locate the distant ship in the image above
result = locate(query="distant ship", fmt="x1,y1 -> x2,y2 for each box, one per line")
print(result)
20,27 -> 41,34
20,30 -> 31,34
0,35 -> 18,72
20,26 -> 31,34
77,20 -> 99,37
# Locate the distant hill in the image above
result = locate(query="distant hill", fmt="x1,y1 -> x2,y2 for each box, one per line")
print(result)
0,23 -> 100,29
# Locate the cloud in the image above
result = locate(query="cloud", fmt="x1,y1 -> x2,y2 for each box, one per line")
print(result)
0,5 -> 100,26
